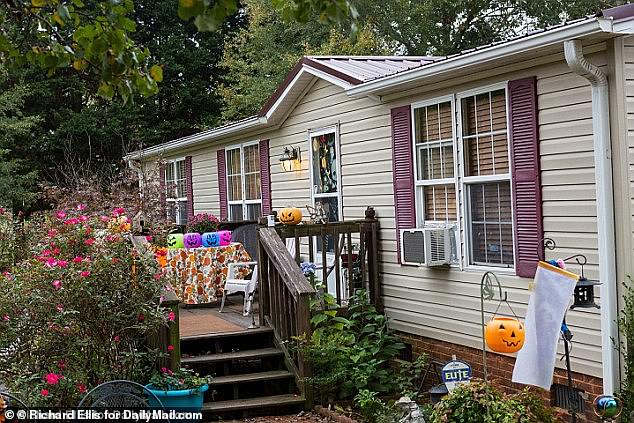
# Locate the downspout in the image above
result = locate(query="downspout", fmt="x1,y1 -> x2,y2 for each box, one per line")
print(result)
564,39 -> 619,395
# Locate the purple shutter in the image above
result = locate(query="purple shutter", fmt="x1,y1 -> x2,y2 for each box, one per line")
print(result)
158,164 -> 167,212
185,156 -> 194,219
259,139 -> 272,216
217,149 -> 228,220
509,77 -> 543,278
391,105 -> 415,264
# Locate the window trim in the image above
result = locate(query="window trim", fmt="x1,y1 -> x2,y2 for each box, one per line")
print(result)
410,83 -> 516,272
410,95 -> 461,229
225,140 -> 263,221
164,157 -> 188,225
308,125 -> 343,222
456,82 -> 516,272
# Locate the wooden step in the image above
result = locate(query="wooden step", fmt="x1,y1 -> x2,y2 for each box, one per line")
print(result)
180,326 -> 273,343
210,370 -> 293,386
182,348 -> 283,365
202,394 -> 304,413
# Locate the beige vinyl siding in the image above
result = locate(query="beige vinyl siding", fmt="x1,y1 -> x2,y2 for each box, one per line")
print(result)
141,46 -> 608,378
623,36 -> 634,273
379,54 -> 603,377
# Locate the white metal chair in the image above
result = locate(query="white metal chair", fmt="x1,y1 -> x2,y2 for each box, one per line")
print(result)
220,231 -> 296,316
220,224 -> 259,316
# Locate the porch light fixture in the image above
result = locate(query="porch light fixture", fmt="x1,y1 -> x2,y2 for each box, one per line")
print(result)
279,146 -> 300,172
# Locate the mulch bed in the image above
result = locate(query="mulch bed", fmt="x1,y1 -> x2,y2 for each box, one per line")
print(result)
242,408 -> 360,423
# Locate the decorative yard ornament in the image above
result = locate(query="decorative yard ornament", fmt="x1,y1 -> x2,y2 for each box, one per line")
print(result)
395,397 -> 426,423
279,207 -> 302,225
183,232 -> 202,249
306,203 -> 326,224
166,233 -> 184,249
479,271 -> 522,381
218,230 -> 232,246
202,232 -> 220,247
512,261 -> 578,390
485,316 -> 525,353
593,395 -> 622,420
440,356 -> 472,392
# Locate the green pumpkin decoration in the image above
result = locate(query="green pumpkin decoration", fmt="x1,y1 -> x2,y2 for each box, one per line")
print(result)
167,233 -> 184,249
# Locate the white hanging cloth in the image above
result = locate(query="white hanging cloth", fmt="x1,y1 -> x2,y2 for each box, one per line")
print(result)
512,261 -> 579,390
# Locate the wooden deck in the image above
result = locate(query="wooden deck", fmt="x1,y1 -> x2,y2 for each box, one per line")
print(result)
179,300 -> 261,338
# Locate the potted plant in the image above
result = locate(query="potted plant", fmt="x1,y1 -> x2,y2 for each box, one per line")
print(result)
186,213 -> 219,234
146,367 -> 212,412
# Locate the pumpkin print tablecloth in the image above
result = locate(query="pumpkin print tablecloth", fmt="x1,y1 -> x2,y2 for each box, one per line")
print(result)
166,243 -> 251,304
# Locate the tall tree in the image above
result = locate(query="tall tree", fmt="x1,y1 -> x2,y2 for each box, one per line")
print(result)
218,0 -> 385,122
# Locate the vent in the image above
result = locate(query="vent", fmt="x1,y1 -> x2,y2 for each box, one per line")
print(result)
424,226 -> 455,267
401,229 -> 425,265
551,383 -> 585,413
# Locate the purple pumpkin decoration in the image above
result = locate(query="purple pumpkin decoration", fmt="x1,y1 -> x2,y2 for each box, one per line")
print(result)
218,230 -> 232,246
202,232 -> 220,247
183,232 -> 202,249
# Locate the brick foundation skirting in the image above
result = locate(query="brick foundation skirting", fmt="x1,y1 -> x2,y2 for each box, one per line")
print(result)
396,332 -> 603,422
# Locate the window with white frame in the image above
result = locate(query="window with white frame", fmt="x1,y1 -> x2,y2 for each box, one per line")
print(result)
413,87 -> 514,269
165,159 -> 188,225
226,142 -> 262,221
309,128 -> 341,224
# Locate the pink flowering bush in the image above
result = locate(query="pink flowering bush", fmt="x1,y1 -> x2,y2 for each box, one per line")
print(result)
0,206 -> 170,406
186,213 -> 219,234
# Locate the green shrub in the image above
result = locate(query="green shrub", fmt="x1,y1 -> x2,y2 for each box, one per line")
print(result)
296,289 -> 410,402
0,206 -> 169,406
620,276 -> 634,421
430,381 -> 558,423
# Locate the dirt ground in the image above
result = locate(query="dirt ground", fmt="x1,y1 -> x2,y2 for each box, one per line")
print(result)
242,411 -> 332,422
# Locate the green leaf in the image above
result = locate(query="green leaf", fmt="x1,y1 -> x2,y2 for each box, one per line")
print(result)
58,5 -> 71,22
97,82 -> 115,99
310,313 -> 328,327
149,65 -> 163,82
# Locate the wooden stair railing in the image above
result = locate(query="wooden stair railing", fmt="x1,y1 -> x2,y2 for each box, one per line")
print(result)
257,227 -> 316,407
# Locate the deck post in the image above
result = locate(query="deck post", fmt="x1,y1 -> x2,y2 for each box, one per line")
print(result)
161,288 -> 181,371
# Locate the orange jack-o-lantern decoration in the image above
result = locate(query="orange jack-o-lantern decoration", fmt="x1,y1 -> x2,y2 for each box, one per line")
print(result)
485,316 -> 525,353
279,207 -> 302,225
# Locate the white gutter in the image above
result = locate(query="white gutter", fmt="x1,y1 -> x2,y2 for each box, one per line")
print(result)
347,17 -> 614,97
564,39 -> 619,395
125,116 -> 266,160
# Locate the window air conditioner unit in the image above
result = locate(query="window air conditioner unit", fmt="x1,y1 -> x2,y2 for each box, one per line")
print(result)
401,226 -> 456,267
424,226 -> 453,267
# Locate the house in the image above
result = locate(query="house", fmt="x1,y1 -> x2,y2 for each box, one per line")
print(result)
127,4 -> 634,413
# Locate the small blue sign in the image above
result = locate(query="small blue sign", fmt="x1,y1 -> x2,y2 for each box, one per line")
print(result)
441,359 -> 472,392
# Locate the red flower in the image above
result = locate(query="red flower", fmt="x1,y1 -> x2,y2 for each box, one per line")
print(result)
77,383 -> 87,393
84,238 -> 95,246
137,313 -> 145,322
168,311 -> 175,322
41,389 -> 49,397
57,360 -> 66,370
55,210 -> 66,219
114,335 -> 121,343
167,345 -> 174,352
112,207 -> 125,217
80,271 -> 91,278
45,373 -> 61,385
56,304 -> 64,313
73,256 -> 83,263
52,280 -> 62,290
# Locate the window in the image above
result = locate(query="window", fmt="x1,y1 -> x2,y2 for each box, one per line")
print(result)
412,87 -> 514,269
165,159 -> 188,225
226,142 -> 262,221
413,99 -> 457,227
310,128 -> 341,223
460,88 -> 513,268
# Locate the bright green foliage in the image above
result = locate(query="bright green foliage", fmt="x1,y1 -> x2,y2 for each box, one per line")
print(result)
1,0 -> 159,103
353,0 -> 621,56
0,209 -> 13,271
217,0 -> 385,122
296,289 -> 409,402
0,69 -> 40,211
0,207 -> 169,406
619,276 -> 634,420
430,381 -> 558,423
149,367 -> 212,391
